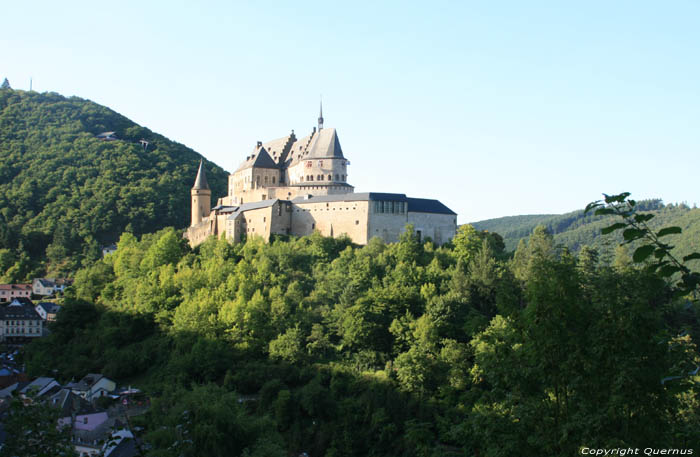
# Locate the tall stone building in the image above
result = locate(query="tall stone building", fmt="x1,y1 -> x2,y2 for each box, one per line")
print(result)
185,109 -> 456,247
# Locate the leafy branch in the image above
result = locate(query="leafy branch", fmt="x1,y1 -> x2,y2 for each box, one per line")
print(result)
586,192 -> 700,296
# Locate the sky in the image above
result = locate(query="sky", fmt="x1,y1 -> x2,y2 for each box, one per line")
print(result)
2,1 -> 699,223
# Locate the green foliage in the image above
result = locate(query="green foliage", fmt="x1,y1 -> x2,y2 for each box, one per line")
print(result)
0,89 -> 227,279
0,394 -> 77,457
22,224 -> 700,455
587,192 -> 700,295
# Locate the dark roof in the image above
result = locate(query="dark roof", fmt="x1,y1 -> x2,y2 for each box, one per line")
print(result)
51,388 -> 97,418
290,193 -> 456,215
226,199 -> 279,220
36,278 -> 55,287
211,205 -> 239,214
308,128 -> 344,159
106,438 -> 139,457
79,373 -> 107,388
287,182 -> 354,189
236,147 -> 280,171
292,192 -> 408,204
407,198 -> 456,215
0,300 -> 41,320
37,302 -> 60,314
192,160 -> 210,190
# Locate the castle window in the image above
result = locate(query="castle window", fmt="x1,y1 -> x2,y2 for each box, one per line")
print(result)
272,177 -> 276,184
341,175 -> 346,181
264,176 -> 268,184
328,174 -> 332,180
356,220 -> 359,225
310,175 -> 314,181
319,160 -> 323,167
312,223 -> 315,229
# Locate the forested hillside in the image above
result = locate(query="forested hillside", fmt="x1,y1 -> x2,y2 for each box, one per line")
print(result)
25,226 -> 700,455
0,88 -> 228,280
473,200 -> 700,263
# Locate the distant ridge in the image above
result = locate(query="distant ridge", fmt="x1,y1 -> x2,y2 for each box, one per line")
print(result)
0,89 -> 228,277
471,200 -> 700,266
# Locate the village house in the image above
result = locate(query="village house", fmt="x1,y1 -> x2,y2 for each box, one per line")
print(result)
35,302 -> 61,321
32,277 -> 73,296
0,284 -> 32,303
67,373 -> 117,402
0,298 -> 43,343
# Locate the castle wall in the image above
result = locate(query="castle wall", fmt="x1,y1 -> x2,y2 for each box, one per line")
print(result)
368,212 -> 408,244
291,200 -> 370,244
229,201 -> 292,242
406,212 -> 457,245
185,217 -> 215,247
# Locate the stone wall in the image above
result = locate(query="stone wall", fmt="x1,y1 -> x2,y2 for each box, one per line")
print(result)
407,212 -> 457,245
291,200 -> 370,244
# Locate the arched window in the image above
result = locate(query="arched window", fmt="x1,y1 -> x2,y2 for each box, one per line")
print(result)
272,176 -> 276,184
328,174 -> 332,180
341,174 -> 345,181
264,176 -> 268,184
335,174 -> 339,180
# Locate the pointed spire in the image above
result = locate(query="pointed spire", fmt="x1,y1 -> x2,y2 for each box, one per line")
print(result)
192,159 -> 210,190
318,97 -> 324,131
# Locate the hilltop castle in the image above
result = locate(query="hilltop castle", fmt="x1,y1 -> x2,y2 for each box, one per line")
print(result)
185,108 -> 457,247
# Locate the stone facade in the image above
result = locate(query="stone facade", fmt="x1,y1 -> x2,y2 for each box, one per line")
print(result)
185,113 -> 457,247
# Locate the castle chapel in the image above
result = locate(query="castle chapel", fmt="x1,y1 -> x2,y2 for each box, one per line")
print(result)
185,108 -> 457,247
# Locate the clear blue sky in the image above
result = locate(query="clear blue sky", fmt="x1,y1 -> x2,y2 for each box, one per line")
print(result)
3,1 -> 699,222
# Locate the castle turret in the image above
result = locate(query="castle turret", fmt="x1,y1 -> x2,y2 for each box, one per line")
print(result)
191,159 -> 211,226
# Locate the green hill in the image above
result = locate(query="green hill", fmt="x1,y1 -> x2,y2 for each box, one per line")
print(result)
472,200 -> 700,266
0,88 -> 228,279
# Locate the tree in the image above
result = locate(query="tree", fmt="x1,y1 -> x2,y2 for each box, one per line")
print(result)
0,394 -> 77,457
0,78 -> 10,90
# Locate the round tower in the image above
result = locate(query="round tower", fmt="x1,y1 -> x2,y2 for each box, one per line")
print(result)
191,159 -> 211,226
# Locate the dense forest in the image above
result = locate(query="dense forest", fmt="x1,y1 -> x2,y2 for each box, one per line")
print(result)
473,200 -> 700,264
0,88 -> 228,280
25,223 -> 700,455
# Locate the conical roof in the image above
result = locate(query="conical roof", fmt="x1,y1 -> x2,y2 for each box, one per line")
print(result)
308,128 -> 344,159
192,159 -> 210,190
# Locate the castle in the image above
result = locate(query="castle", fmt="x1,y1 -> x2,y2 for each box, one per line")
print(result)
185,108 -> 457,247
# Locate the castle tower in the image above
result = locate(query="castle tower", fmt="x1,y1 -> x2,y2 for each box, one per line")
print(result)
191,159 -> 211,227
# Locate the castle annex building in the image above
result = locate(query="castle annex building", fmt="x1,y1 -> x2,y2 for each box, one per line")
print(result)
185,110 -> 457,247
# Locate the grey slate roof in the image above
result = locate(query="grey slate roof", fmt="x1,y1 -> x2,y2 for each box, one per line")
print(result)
105,438 -> 139,457
226,199 -> 279,220
407,198 -> 457,215
291,193 -> 456,215
1,300 -> 41,320
192,160 -> 210,190
37,302 -> 60,314
307,128 -> 344,159
235,147 -> 280,171
292,192 -> 408,204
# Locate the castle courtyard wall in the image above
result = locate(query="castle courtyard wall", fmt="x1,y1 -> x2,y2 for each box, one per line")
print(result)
406,212 -> 457,245
291,200 -> 370,244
